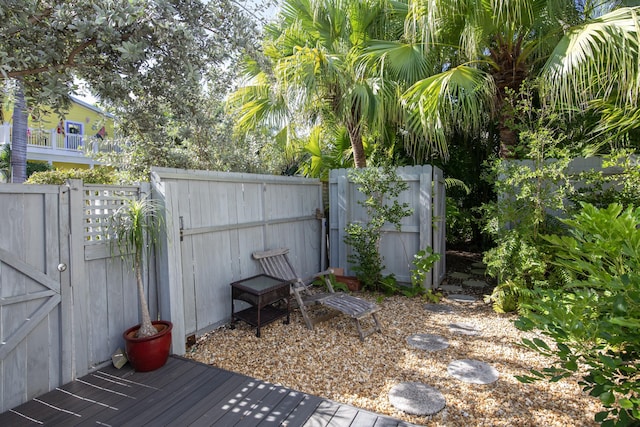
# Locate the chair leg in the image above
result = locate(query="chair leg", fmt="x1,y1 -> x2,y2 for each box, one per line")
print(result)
372,313 -> 382,334
353,313 -> 383,341
353,318 -> 365,341
293,288 -> 314,330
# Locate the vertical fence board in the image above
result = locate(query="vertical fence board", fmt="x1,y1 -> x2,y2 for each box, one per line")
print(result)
0,185 -> 66,412
152,179 -> 186,355
419,170 -> 433,288
151,168 -> 325,345
328,165 -> 445,289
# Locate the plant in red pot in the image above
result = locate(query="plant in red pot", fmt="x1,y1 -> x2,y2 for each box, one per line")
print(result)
110,196 -> 172,372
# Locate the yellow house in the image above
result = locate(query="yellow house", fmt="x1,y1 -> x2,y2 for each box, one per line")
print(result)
0,96 -> 116,170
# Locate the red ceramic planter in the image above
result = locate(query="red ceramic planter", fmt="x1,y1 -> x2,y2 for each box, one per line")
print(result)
123,320 -> 173,372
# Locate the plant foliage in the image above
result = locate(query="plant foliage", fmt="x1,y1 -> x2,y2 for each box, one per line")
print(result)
109,196 -> 165,338
26,166 -> 119,185
344,165 -> 413,291
515,203 -> 640,426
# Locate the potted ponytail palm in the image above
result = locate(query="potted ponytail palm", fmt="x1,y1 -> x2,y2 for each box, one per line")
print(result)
110,196 -> 172,372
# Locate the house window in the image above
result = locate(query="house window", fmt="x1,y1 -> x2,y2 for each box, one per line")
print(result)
65,121 -> 84,150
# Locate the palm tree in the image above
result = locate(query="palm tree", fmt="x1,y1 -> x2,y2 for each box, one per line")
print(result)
110,197 -> 164,338
367,0 -> 640,159
229,0 -> 390,168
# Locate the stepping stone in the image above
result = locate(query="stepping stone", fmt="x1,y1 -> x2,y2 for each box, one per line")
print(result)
449,272 -> 471,280
447,294 -> 477,303
447,359 -> 499,384
449,322 -> 481,336
389,382 -> 446,415
440,284 -> 463,292
463,279 -> 487,289
407,334 -> 449,351
470,268 -> 486,276
424,303 -> 454,314
471,262 -> 486,269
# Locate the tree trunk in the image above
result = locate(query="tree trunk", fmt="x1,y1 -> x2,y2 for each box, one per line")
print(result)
11,80 -> 28,183
347,121 -> 367,168
498,121 -> 517,159
135,251 -> 157,338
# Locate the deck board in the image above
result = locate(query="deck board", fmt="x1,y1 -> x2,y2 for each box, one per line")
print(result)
0,356 -> 421,427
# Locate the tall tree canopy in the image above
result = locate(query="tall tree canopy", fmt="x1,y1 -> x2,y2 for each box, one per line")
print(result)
0,0 -> 258,182
381,0 -> 640,159
232,0 -> 640,171
229,0 -> 397,169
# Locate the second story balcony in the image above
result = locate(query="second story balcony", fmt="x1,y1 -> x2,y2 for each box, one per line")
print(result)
0,122 -> 120,167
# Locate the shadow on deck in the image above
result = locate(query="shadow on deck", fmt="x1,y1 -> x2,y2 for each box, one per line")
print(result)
0,356 -> 419,426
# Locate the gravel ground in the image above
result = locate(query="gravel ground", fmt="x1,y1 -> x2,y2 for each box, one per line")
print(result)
185,252 -> 601,426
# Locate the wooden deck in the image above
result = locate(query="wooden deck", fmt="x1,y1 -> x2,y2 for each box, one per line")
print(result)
0,356 -> 419,426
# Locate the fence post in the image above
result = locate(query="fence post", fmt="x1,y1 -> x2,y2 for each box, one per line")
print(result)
336,171 -> 349,275
151,177 -> 186,355
419,167 -> 434,289
67,179 -> 89,377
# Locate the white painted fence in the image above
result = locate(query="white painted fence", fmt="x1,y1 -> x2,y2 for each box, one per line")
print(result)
0,181 -> 150,413
150,167 -> 326,355
329,165 -> 446,288
0,164 -> 442,412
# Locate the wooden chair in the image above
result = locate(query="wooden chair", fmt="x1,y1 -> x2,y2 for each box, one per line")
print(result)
252,248 -> 382,341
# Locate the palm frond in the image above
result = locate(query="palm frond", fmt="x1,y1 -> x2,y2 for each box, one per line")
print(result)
542,7 -> 640,112
402,65 -> 496,161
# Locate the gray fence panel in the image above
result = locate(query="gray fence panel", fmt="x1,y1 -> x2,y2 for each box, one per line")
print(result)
0,185 -> 70,413
151,168 -> 325,355
328,165 -> 445,289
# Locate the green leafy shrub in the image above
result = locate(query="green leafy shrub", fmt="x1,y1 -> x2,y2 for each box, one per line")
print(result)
25,166 -> 120,185
405,247 -> 442,298
516,203 -> 640,426
344,165 -> 413,291
569,149 -> 640,211
481,84 -> 576,311
483,230 -> 550,312
445,197 -> 475,247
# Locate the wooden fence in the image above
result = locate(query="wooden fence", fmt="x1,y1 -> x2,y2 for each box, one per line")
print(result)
328,165 -> 446,288
150,167 -> 326,355
0,164 -> 443,412
0,181 -> 150,413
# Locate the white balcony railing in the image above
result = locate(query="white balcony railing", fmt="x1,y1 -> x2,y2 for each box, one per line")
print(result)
0,123 -> 119,157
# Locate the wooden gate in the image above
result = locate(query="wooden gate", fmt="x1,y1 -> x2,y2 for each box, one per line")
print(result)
328,165 -> 446,288
0,185 -> 72,413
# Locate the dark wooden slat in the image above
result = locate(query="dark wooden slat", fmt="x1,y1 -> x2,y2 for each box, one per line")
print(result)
4,395 -> 81,425
187,378 -> 264,427
163,372 -> 251,426
119,365 -> 230,426
301,399 -> 341,427
146,369 -> 234,425
372,416 -> 417,427
0,408 -> 44,426
280,393 -> 325,426
52,356 -> 201,426
20,373 -> 138,424
213,380 -> 286,425
0,356 -> 417,427
348,409 -> 381,426
104,361 -> 216,426
326,404 -> 360,426
243,385 -> 301,427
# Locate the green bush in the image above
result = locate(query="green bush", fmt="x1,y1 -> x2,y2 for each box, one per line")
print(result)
445,197 -> 474,247
569,149 -> 640,211
344,165 -> 413,291
516,203 -> 640,426
26,167 -> 120,185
